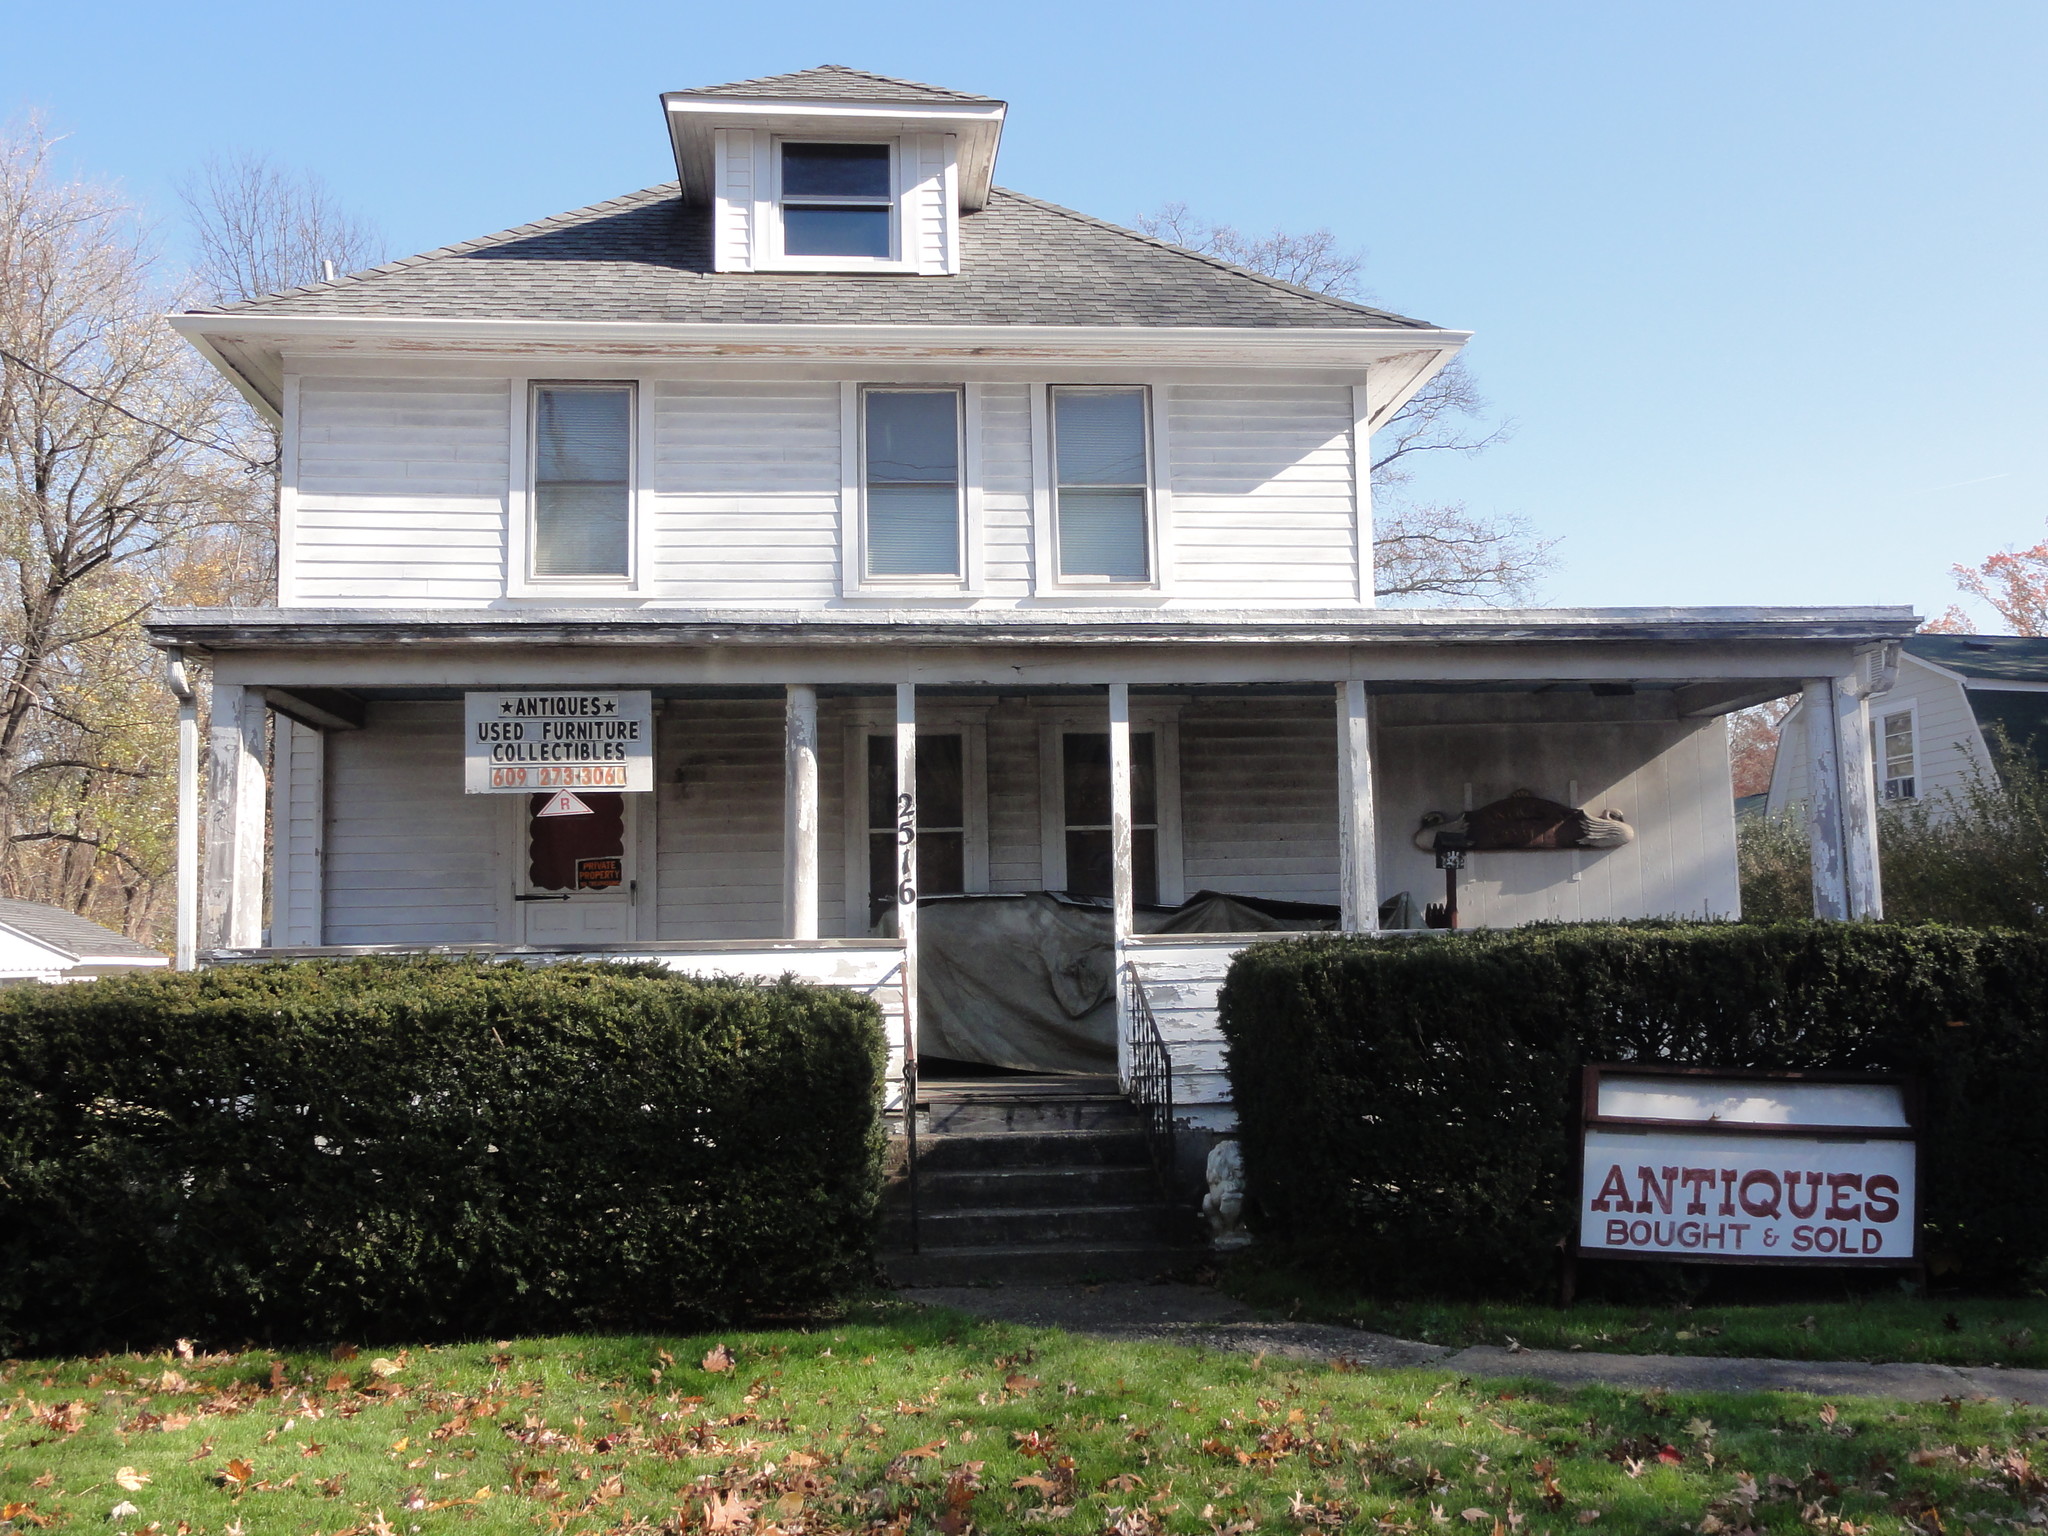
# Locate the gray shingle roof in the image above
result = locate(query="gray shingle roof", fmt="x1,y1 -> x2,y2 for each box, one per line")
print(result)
681,64 -> 1000,104
1906,633 -> 2048,682
0,898 -> 164,962
194,186 -> 1435,330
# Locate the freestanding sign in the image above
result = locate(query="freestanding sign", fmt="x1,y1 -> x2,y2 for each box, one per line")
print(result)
1572,1065 -> 1919,1289
464,691 -> 653,794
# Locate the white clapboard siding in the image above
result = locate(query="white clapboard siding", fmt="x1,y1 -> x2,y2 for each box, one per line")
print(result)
1166,384 -> 1359,603
324,703 -> 503,943
1128,936 -> 1267,1129
1768,660 -> 1993,820
1375,713 -> 1741,925
1179,698 -> 1340,901
1171,382 -> 1359,606
713,129 -> 756,272
293,376 -> 508,602
651,381 -> 843,600
656,699 -> 786,938
980,384 -> 1034,594
271,720 -> 324,946
906,134 -> 955,275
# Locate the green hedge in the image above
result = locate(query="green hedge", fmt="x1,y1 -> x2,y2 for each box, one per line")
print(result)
1219,923 -> 2048,1297
0,958 -> 886,1353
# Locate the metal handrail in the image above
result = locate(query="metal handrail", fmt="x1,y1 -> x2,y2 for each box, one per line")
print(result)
1122,961 -> 1177,1195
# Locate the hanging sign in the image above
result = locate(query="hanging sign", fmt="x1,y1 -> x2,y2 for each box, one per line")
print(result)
464,691 -> 653,794
1574,1065 -> 1919,1268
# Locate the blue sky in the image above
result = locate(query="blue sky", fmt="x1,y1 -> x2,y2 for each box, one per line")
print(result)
7,0 -> 2043,618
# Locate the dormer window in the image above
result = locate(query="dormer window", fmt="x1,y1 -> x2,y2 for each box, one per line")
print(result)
780,143 -> 893,259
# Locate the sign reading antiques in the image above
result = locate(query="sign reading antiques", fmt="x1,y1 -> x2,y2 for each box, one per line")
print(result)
1575,1065 -> 1918,1266
464,692 -> 653,794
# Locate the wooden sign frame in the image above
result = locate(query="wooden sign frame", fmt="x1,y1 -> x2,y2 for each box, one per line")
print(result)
1565,1062 -> 1923,1302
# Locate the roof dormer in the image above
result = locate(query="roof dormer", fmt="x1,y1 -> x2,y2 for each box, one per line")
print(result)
661,65 -> 1007,276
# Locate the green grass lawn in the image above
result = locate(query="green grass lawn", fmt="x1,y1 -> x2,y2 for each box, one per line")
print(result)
1220,1264 -> 2048,1370
3,1302 -> 2045,1536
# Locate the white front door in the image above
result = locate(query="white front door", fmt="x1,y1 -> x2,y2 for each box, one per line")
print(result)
516,790 -> 638,944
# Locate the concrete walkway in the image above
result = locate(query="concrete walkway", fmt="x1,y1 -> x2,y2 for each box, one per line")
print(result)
906,1283 -> 2048,1404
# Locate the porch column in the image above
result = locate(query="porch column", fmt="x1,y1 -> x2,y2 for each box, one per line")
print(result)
1801,677 -> 1849,920
1108,682 -> 1134,1081
202,682 -> 268,950
894,684 -> 919,1070
1834,667 -> 1884,920
783,684 -> 820,940
166,650 -> 199,970
1336,680 -> 1378,932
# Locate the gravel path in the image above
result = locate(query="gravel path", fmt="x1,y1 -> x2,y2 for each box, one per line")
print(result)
904,1283 -> 2048,1404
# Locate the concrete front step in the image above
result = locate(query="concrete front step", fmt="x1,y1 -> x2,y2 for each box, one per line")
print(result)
885,1241 -> 1198,1286
886,1200 -> 1194,1249
905,1129 -> 1153,1171
910,1164 -> 1163,1210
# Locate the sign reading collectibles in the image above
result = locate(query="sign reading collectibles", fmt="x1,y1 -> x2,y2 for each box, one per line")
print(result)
1576,1065 -> 1919,1267
464,692 -> 653,794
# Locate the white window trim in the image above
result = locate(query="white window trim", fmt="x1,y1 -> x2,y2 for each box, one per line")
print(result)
1873,698 -> 1921,802
842,381 -> 979,598
841,706 -> 989,934
1036,706 -> 1185,904
507,377 -> 647,598
1030,382 -> 1172,597
754,136 -> 918,275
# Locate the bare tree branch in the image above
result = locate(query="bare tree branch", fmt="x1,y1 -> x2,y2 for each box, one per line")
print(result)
178,152 -> 385,305
1134,203 -> 1553,603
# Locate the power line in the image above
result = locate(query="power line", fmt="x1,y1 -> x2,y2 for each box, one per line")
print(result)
0,345 -> 276,472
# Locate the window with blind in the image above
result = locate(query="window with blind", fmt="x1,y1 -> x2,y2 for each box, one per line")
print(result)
1061,730 -> 1159,904
1874,709 -> 1917,800
530,383 -> 633,580
863,388 -> 962,579
1052,386 -> 1150,583
780,142 -> 894,259
866,731 -> 965,927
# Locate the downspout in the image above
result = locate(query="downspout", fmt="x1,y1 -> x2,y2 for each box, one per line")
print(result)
164,648 -> 199,970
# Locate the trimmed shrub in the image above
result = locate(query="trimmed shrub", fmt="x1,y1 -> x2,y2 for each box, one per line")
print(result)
0,958 -> 886,1353
1220,923 -> 2048,1297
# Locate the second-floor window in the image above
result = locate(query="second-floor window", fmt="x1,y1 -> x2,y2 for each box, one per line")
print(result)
863,387 -> 961,580
1052,385 -> 1151,583
781,142 -> 893,260
1874,707 -> 1917,800
531,382 -> 632,580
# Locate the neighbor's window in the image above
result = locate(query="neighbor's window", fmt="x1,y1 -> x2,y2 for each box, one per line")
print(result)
1061,730 -> 1158,904
864,388 -> 961,579
531,383 -> 632,579
1052,386 -> 1150,583
781,142 -> 893,259
866,732 -> 965,926
1875,709 -> 1916,800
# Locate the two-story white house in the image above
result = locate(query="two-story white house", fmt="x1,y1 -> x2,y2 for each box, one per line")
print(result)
150,66 -> 1916,1136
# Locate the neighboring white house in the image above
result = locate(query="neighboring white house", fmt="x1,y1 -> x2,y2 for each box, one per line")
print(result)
0,898 -> 168,984
1768,634 -> 2048,817
145,65 -> 1916,1129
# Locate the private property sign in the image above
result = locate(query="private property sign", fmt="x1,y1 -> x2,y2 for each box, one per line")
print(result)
1574,1066 -> 1918,1267
464,692 -> 653,794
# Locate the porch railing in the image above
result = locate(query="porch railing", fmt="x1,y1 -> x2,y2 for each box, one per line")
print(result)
1122,961 -> 1177,1195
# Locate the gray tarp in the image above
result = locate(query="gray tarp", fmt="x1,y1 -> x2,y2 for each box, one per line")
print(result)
911,891 -> 1338,1074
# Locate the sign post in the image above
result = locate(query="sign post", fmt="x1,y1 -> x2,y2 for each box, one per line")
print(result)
1568,1064 -> 1920,1302
464,692 -> 653,794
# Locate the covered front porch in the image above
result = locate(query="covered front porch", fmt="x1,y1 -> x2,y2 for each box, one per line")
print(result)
150,606 -> 1918,1131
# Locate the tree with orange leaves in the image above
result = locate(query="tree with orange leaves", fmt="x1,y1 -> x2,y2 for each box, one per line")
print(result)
1925,538 -> 2048,635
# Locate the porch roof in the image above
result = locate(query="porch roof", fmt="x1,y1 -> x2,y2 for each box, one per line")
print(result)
147,604 -> 1919,653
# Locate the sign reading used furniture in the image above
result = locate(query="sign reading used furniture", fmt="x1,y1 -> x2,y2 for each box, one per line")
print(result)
464,692 -> 653,794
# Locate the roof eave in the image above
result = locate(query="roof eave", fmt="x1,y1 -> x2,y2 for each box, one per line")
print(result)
661,93 -> 1008,210
165,312 -> 1472,412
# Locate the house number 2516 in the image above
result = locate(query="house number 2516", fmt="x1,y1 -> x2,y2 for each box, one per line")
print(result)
896,790 -> 917,906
